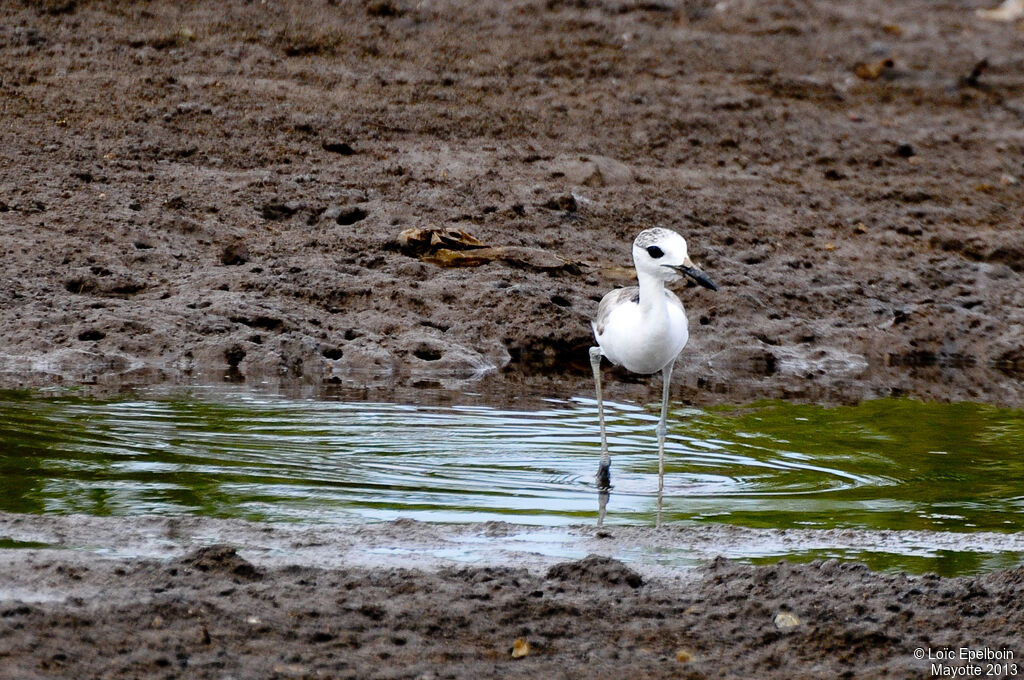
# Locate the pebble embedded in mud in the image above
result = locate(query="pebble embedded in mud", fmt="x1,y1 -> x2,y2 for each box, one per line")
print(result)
773,612 -> 801,629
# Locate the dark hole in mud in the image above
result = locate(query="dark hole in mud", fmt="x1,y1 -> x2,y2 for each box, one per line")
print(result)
1,604 -> 34,618
320,346 -> 344,360
994,350 -> 1024,377
260,202 -> 301,221
508,336 -> 600,374
321,141 -> 355,155
420,320 -> 450,332
230,315 -> 284,332
162,195 -> 186,210
109,282 -> 146,296
225,345 -> 246,367
550,294 -> 571,307
77,329 -> 105,342
540,194 -> 577,212
413,346 -> 443,361
367,0 -> 404,17
358,604 -> 386,621
895,143 -> 916,158
281,39 -> 337,58
220,242 -> 250,266
63,277 -> 98,294
224,351 -> 246,381
888,351 -> 976,368
729,348 -> 778,376
335,206 -> 367,225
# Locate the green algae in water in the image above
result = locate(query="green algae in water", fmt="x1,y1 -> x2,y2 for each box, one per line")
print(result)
1,390 -> 1023,536
744,548 -> 1024,578
665,399 -> 1024,532
0,537 -> 55,550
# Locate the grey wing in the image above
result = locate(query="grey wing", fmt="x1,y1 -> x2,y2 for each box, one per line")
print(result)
592,286 -> 639,336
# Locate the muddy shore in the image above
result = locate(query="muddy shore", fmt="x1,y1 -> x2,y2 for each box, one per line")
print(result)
2,0 -> 1024,677
1,0 -> 1023,406
2,513 -> 1024,679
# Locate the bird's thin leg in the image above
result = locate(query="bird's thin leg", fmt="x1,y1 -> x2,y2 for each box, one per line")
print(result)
656,359 -> 674,528
590,346 -> 611,490
590,346 -> 611,527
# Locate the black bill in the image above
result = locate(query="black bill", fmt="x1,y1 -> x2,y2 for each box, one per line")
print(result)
670,265 -> 718,291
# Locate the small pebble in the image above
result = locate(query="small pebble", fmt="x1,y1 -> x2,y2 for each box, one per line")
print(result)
774,612 -> 800,629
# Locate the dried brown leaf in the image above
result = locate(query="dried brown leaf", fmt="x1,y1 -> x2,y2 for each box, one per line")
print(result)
511,638 -> 531,658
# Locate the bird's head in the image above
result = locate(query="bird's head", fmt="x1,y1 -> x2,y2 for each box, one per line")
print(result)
632,227 -> 718,291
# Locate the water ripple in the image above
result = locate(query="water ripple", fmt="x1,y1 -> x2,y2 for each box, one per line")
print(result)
1,391 -> 1023,530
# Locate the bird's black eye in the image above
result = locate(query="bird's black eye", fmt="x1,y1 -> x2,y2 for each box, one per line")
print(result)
646,245 -> 664,259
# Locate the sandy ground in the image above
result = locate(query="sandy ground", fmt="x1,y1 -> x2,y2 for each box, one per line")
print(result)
3,0 -> 1024,677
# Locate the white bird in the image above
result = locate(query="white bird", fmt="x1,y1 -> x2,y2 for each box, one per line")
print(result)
589,227 -> 717,525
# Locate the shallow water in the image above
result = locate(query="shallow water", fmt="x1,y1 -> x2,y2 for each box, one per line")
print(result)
2,388 -> 1024,573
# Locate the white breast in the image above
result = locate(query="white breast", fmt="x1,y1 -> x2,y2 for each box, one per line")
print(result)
593,294 -> 689,375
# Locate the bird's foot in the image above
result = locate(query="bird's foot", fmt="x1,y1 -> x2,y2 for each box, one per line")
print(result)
596,461 -> 612,490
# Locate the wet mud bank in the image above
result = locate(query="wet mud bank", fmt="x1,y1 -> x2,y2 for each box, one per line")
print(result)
1,0 -> 1023,407
2,514 -> 1024,679
3,0 -> 1024,677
